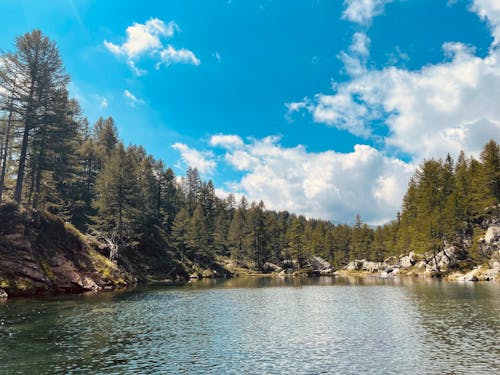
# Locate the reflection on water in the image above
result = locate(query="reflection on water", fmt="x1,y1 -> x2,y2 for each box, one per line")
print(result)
0,276 -> 499,374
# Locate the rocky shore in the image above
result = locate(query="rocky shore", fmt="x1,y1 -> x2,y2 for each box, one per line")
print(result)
0,205 -> 228,299
343,224 -> 500,282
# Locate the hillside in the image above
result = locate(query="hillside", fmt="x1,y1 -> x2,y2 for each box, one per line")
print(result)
0,203 -> 232,298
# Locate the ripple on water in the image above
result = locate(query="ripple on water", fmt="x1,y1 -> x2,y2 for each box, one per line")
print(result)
0,277 -> 499,374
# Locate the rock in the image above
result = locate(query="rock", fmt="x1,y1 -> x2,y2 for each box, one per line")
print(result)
461,269 -> 481,282
399,252 -> 417,268
189,273 -> 201,279
307,256 -> 333,272
399,256 -> 413,268
345,259 -> 365,271
82,276 -> 101,292
415,260 -> 427,270
262,262 -> 282,273
426,245 -> 468,271
0,289 -> 7,299
383,256 -> 398,266
484,225 -> 500,244
362,261 -> 382,272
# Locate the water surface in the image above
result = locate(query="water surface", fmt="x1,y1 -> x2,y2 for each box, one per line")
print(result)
1,276 -> 499,374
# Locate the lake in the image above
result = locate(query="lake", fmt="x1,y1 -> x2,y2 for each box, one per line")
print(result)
1,276 -> 499,374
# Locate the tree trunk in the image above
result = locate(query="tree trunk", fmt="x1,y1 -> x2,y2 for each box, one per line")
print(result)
0,101 -> 14,203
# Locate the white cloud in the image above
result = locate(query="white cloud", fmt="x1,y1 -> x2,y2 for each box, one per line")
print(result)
104,18 -> 199,74
203,135 -> 414,224
123,89 -> 144,105
172,143 -> 216,175
342,0 -> 393,25
290,37 -> 500,161
157,45 -> 200,68
471,0 -> 500,46
100,97 -> 108,108
350,32 -> 371,57
210,134 -> 244,148
277,2 -> 500,223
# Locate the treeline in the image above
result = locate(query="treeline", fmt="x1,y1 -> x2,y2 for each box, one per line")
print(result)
1,30 -> 498,271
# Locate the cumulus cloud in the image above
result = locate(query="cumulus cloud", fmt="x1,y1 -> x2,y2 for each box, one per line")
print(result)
289,2 -> 500,162
342,0 -> 393,25
295,42 -> 500,160
104,18 -> 199,74
157,45 -> 200,68
350,32 -> 371,57
172,143 -> 216,175
210,134 -> 245,148
471,0 -> 500,46
201,135 -> 414,224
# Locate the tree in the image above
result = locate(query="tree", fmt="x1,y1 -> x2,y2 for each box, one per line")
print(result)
92,143 -> 141,247
0,30 -> 69,205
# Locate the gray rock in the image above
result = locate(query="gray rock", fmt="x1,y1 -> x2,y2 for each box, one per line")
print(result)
362,261 -> 382,272
484,225 -> 500,244
307,256 -> 333,271
383,256 -> 398,266
462,269 -> 480,282
345,259 -> 365,271
399,256 -> 413,268
0,289 -> 7,299
262,262 -> 282,273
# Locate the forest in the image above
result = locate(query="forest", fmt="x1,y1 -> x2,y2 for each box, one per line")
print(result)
1,30 -> 499,272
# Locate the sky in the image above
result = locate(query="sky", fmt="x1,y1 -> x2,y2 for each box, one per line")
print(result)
1,0 -> 499,225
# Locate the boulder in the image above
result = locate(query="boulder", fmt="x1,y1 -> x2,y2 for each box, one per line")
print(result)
460,269 -> 481,282
319,268 -> 334,276
307,256 -> 333,272
362,261 -> 382,272
0,288 -> 7,299
484,225 -> 500,244
262,262 -> 282,273
426,245 -> 468,271
345,259 -> 364,271
383,256 -> 398,266
399,256 -> 413,268
82,277 -> 101,292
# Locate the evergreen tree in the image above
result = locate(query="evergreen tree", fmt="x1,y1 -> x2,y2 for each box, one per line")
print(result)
92,143 -> 141,245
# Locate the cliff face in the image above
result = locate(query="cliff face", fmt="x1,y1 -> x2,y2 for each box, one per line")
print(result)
0,204 -> 134,298
0,204 -> 233,299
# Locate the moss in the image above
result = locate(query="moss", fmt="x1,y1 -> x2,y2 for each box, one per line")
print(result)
0,279 -> 10,288
39,260 -> 55,281
64,221 -> 87,242
15,278 -> 33,291
469,227 -> 486,260
88,248 -> 126,285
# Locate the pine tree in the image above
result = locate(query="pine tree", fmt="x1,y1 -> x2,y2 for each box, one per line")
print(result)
92,143 -> 141,245
3,30 -> 69,205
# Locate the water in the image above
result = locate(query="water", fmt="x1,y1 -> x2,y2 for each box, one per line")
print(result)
1,276 -> 499,374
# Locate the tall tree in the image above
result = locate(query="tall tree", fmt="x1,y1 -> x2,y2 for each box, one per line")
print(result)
1,30 -> 69,204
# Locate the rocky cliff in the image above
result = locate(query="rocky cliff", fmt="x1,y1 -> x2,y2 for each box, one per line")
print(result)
0,204 -> 205,298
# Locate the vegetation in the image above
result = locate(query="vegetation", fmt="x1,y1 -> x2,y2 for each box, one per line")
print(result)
0,30 -> 498,278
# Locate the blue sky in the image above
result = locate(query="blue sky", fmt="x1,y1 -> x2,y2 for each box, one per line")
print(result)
1,0 -> 499,224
